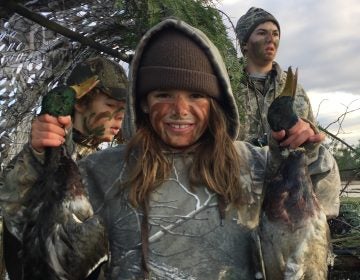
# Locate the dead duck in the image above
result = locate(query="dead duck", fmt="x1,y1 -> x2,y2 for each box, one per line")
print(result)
254,68 -> 330,280
21,77 -> 108,280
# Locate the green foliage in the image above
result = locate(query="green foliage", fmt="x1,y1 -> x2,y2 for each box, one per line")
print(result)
332,197 -> 360,251
114,0 -> 243,113
340,197 -> 360,228
331,141 -> 360,180
115,0 -> 224,49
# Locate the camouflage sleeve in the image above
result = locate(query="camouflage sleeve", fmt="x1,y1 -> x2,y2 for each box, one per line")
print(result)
0,140 -> 108,278
299,118 -> 341,218
294,83 -> 316,124
234,141 -> 268,228
0,143 -> 45,241
0,128 -> 75,240
308,145 -> 341,218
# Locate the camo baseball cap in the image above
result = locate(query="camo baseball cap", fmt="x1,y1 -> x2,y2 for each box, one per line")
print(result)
235,7 -> 280,53
66,57 -> 128,101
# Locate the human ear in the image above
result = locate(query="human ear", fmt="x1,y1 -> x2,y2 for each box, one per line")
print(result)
74,103 -> 86,114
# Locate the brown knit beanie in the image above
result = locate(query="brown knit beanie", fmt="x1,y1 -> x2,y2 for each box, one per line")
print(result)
236,7 -> 280,53
137,28 -> 221,99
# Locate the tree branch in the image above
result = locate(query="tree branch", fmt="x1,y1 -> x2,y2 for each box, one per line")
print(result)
0,1 -> 131,63
320,126 -> 358,154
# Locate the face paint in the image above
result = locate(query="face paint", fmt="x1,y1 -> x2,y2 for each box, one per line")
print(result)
246,21 -> 280,64
145,90 -> 210,149
80,93 -> 125,142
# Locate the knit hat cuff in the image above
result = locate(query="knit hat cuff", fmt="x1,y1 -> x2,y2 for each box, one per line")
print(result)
138,66 -> 221,99
243,18 -> 279,43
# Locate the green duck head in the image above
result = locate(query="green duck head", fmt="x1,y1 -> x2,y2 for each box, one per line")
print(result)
267,67 -> 299,132
40,86 -> 76,117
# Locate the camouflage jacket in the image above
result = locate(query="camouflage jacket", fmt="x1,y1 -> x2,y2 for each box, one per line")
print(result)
237,62 -> 315,144
0,141 -> 340,279
71,128 -> 100,160
0,128 -> 99,242
0,19 -> 341,280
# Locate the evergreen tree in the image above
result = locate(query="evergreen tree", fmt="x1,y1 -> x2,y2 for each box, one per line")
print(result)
115,0 -> 243,117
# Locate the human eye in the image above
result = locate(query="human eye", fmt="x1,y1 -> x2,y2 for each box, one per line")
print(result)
106,100 -> 117,108
273,31 -> 280,37
256,29 -> 266,36
153,91 -> 171,99
190,92 -> 207,99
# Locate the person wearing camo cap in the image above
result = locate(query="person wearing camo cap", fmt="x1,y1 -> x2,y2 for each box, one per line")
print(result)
38,56 -> 129,160
235,7 -> 316,146
1,56 -> 128,280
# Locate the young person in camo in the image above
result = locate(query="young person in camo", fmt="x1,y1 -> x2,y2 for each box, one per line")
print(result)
0,56 -> 128,280
33,56 -> 129,160
1,19 -> 340,279
235,7 -> 315,147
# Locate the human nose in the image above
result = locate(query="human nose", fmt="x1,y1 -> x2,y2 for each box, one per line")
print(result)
266,33 -> 276,42
172,95 -> 189,116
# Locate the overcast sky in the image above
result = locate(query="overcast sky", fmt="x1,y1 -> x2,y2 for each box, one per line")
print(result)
217,0 -> 360,145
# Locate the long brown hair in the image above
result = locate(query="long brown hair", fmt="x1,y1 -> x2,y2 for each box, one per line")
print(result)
124,98 -> 244,208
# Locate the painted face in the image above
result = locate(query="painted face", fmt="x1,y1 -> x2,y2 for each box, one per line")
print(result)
79,93 -> 126,142
144,90 -> 210,149
245,21 -> 280,65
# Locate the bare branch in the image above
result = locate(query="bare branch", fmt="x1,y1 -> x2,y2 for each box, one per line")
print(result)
216,8 -> 240,51
315,99 -> 328,120
324,100 -> 360,131
320,127 -> 358,154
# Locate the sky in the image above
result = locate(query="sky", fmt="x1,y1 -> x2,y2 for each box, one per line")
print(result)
216,0 -> 360,145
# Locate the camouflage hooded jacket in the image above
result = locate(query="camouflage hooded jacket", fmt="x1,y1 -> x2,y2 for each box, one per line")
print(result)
237,61 -> 315,144
0,19 -> 340,280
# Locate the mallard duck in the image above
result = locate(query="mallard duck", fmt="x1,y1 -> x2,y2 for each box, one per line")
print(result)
21,77 -> 107,279
255,68 -> 330,280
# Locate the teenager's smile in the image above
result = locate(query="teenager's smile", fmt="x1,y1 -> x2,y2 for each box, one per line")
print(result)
145,90 -> 210,149
166,121 -> 194,131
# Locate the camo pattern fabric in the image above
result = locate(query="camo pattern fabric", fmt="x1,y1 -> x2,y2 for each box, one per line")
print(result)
72,143 -> 99,161
0,130 -> 98,243
70,129 -> 100,161
66,56 -> 128,101
235,7 -> 280,52
237,61 -> 315,145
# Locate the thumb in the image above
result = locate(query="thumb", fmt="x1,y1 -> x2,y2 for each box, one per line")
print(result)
271,129 -> 286,141
58,116 -> 72,130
